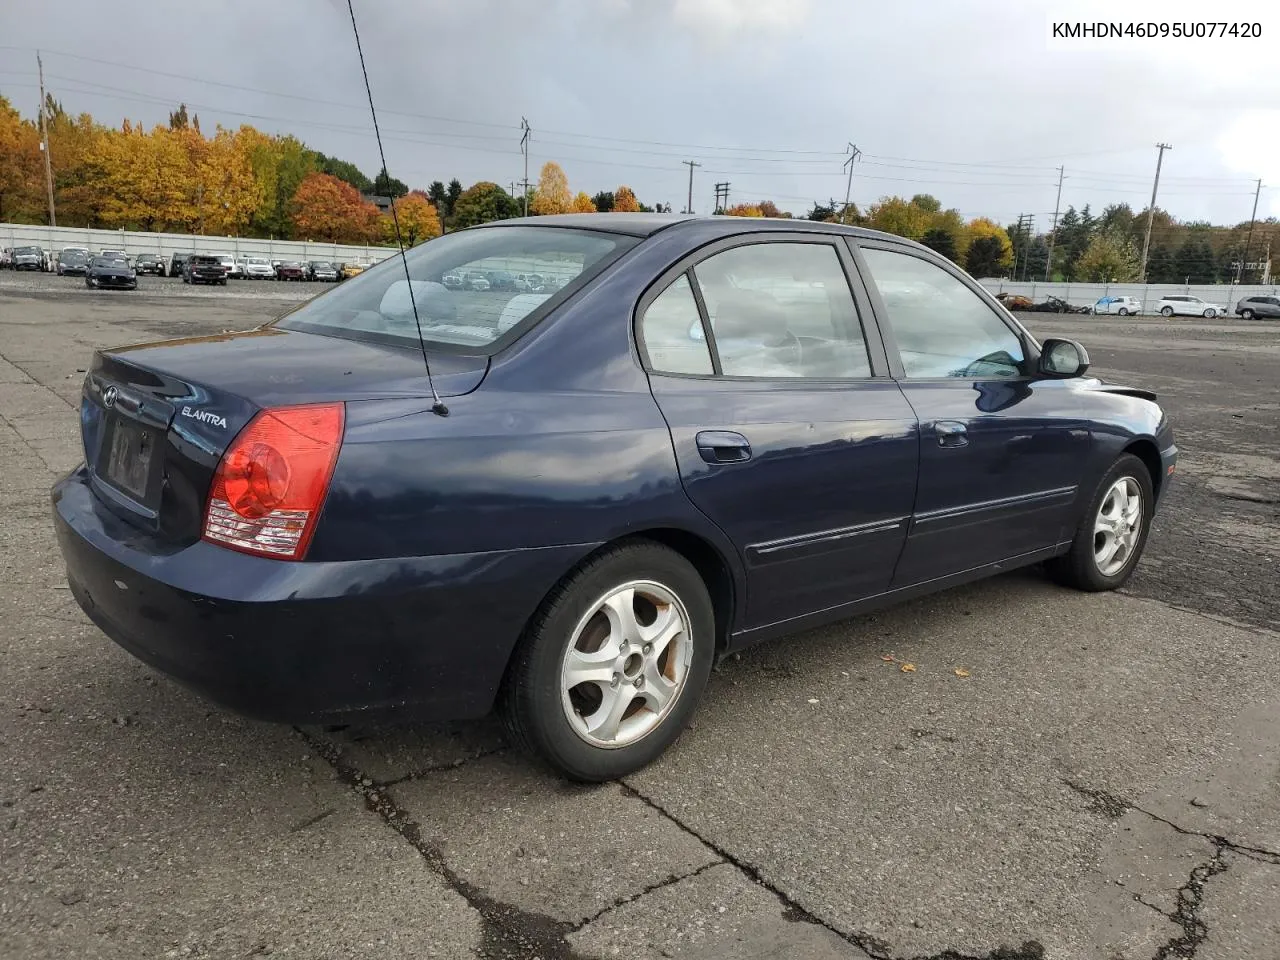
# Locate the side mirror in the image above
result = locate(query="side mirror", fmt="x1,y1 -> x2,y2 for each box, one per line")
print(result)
1039,338 -> 1090,378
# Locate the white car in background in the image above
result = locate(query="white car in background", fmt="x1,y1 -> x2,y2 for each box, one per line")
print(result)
243,257 -> 275,279
1090,295 -> 1143,316
1156,295 -> 1226,318
219,256 -> 242,279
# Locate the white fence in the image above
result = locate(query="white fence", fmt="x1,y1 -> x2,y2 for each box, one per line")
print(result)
1,222 -> 398,265
978,278 -> 1279,313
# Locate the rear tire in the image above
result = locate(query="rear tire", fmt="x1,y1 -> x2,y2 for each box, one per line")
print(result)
1118,308 -> 1129,316
1048,453 -> 1153,592
1160,306 -> 1174,317
502,541 -> 715,782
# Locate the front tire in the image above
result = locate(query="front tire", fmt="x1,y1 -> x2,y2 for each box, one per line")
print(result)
502,541 -> 715,782
1203,309 -> 1215,318
1242,309 -> 1255,320
1049,453 -> 1154,592
1118,307 -> 1129,316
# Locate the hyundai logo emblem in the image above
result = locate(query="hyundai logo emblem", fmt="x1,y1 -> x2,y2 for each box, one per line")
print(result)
103,385 -> 118,408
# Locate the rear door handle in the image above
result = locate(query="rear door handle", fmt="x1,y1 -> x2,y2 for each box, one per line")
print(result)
935,420 -> 968,448
696,430 -> 752,464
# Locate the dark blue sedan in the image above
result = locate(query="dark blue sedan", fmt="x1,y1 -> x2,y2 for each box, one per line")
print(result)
52,214 -> 1176,780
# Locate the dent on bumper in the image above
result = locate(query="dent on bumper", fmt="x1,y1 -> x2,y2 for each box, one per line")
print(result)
52,467 -> 592,724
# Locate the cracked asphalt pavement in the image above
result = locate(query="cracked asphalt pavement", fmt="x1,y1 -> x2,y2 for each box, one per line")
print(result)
2,278 -> 1278,959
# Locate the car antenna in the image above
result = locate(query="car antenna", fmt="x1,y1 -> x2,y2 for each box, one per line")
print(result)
345,0 -> 448,417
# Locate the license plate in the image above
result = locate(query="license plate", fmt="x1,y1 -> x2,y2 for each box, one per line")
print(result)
104,419 -> 153,500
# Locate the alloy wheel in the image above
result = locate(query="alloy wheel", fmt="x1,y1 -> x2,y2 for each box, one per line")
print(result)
560,580 -> 694,749
1094,477 -> 1143,577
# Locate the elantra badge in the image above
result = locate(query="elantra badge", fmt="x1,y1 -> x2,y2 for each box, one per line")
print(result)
103,385 -> 118,408
180,406 -> 228,430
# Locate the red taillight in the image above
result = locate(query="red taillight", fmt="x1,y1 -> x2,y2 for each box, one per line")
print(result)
203,403 -> 344,560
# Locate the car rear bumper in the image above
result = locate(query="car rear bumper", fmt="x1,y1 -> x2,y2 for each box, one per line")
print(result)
52,465 -> 591,724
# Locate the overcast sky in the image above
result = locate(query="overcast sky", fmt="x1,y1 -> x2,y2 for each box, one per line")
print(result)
2,0 -> 1277,228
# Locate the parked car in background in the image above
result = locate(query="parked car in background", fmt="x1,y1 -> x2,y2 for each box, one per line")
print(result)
183,254 -> 228,285
484,270 -> 519,291
99,249 -> 129,266
61,246 -> 91,260
244,257 -> 276,280
169,254 -> 192,279
441,270 -> 464,289
275,261 -> 305,281
306,260 -> 340,282
1091,295 -> 1143,316
56,250 -> 91,276
133,254 -> 166,276
463,270 -> 491,291
0,248 -> 12,269
516,273 -> 545,292
995,292 -> 1034,310
85,255 -> 137,290
1156,295 -> 1225,318
217,256 -> 241,279
51,214 -> 1178,782
12,246 -> 47,271
340,261 -> 366,280
1027,296 -> 1087,314
1234,296 -> 1280,320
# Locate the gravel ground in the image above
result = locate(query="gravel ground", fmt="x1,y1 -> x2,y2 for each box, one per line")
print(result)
2,286 -> 1278,960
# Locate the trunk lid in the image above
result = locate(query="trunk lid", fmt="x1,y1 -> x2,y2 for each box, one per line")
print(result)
81,326 -> 486,546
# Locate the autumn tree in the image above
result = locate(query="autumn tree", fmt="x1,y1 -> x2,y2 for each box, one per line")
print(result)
451,181 -> 520,228
312,152 -> 373,193
965,218 -> 1014,271
0,96 -> 43,222
532,161 -> 572,215
290,172 -> 381,242
866,196 -> 931,240
570,191 -> 597,213
724,203 -> 764,217
384,191 -> 441,246
613,185 -> 641,212
911,194 -> 941,213
757,201 -> 790,218
1075,232 -> 1141,282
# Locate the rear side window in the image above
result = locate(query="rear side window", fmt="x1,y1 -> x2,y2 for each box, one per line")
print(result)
691,242 -> 870,379
638,274 -> 713,375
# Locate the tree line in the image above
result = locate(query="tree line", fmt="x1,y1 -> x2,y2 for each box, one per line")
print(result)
0,97 -> 670,245
2,94 -> 1272,277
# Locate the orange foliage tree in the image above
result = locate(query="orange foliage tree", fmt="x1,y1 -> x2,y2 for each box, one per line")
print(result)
290,172 -> 381,243
383,191 -> 441,246
570,191 -> 596,213
613,185 -> 641,212
531,161 -> 571,215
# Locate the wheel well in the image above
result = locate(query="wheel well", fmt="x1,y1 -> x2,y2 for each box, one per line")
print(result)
1124,438 -> 1163,500
613,528 -> 736,653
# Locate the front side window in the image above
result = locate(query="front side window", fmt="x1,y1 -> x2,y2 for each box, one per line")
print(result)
638,274 -> 713,375
859,247 -> 1025,379
691,242 -> 870,379
277,226 -> 637,351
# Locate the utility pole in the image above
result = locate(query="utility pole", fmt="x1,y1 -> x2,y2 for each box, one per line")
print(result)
1045,165 -> 1064,281
841,143 -> 861,224
196,182 -> 204,235
1237,178 -> 1263,284
713,182 -> 730,214
1139,143 -> 1171,281
681,160 -> 701,215
519,118 -> 531,217
36,51 -> 56,227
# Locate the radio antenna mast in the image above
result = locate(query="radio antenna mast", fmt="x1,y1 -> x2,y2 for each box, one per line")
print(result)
345,0 -> 448,416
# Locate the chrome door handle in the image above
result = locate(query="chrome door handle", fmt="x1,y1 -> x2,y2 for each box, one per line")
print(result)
696,430 -> 752,464
935,421 -> 968,448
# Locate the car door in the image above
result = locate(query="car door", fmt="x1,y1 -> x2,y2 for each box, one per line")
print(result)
637,234 -> 920,631
851,239 -> 1091,587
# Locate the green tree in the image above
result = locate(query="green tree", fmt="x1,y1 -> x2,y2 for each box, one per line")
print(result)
965,235 -> 1007,278
427,180 -> 447,214
1024,236 -> 1050,281
867,196 -> 931,240
168,104 -> 190,130
1099,203 -> 1135,239
806,201 -> 834,221
1145,243 -> 1177,283
373,167 -> 408,198
926,208 -> 966,263
1075,233 -> 1141,282
312,152 -> 373,193
451,180 -> 520,228
1172,233 -> 1215,283
592,191 -> 615,212
920,228 -> 957,261
910,193 -> 941,213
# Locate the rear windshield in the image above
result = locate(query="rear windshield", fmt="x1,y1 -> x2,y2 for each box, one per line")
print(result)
275,226 -> 637,351
192,256 -> 220,265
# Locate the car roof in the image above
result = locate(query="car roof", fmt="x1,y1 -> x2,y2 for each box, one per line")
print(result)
475,212 -> 933,247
